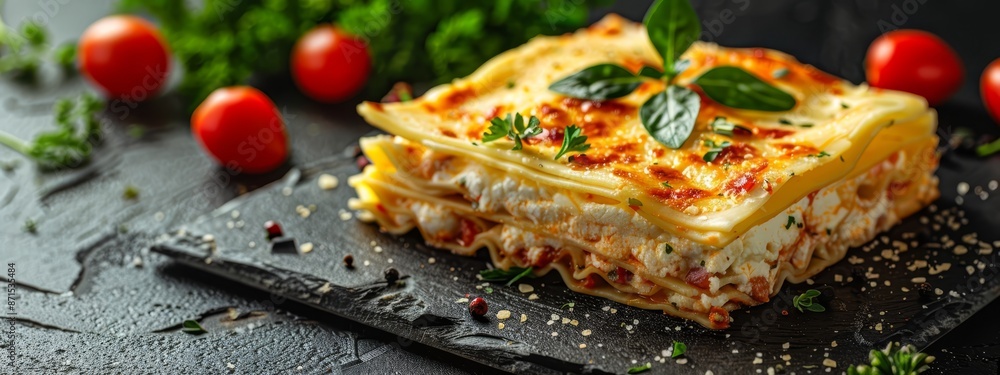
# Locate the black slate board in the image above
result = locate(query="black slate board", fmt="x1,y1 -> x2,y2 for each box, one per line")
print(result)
152,147 -> 1000,374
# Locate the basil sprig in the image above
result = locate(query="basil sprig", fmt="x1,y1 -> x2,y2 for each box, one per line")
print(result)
547,0 -> 797,149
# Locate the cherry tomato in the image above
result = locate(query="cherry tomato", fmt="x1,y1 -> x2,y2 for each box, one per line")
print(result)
865,30 -> 964,106
191,87 -> 289,174
982,58 -> 1000,124
79,15 -> 171,100
291,25 -> 371,103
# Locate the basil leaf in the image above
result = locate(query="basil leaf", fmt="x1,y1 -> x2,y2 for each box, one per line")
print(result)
694,66 -> 797,111
549,64 -> 642,100
640,85 -> 700,149
638,66 -> 663,79
644,0 -> 701,78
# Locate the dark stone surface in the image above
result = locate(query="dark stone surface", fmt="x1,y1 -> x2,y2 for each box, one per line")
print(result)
1,0 -> 999,374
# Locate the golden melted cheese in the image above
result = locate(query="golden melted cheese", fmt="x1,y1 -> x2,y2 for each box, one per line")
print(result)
357,15 -> 933,247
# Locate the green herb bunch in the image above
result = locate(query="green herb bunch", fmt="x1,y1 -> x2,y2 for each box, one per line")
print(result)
846,342 -> 934,375
117,0 -> 614,105
0,94 -> 105,170
549,0 -> 796,152
0,10 -> 76,80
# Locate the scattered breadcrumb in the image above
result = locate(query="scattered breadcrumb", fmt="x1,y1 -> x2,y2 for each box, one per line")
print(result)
498,322 -> 505,330
582,329 -> 592,336
520,314 -> 527,323
299,242 -> 314,253
496,310 -> 511,320
822,358 -> 837,368
518,284 -> 534,293
318,174 -> 339,190
528,293 -> 539,300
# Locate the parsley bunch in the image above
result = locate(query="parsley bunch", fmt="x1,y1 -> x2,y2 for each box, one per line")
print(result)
0,4 -> 76,80
117,0 -> 614,104
0,94 -> 105,170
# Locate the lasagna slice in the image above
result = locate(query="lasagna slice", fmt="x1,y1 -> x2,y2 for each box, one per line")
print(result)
348,15 -> 939,329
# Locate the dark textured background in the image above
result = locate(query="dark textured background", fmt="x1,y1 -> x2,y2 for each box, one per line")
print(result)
2,0 -> 999,374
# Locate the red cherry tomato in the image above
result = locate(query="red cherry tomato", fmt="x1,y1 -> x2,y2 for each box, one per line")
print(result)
191,87 -> 289,174
982,58 -> 1000,124
79,15 -> 171,100
291,25 -> 371,103
865,30 -> 964,106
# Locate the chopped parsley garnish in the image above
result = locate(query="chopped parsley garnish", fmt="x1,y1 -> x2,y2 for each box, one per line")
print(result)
778,118 -> 793,125
485,286 -> 494,294
479,267 -> 535,287
123,185 -> 140,200
664,243 -> 674,254
840,155 -> 846,162
627,362 -> 652,374
841,102 -> 851,109
561,302 -> 575,309
846,342 -> 934,375
661,181 -> 672,188
772,67 -> 789,79
702,140 -> 732,162
628,198 -> 643,207
976,138 -> 1000,157
554,125 -> 590,160
785,215 -> 796,230
809,151 -> 831,158
709,116 -> 751,137
181,319 -> 207,335
482,113 -> 542,151
671,340 -> 687,358
792,289 -> 825,313
23,219 -> 37,234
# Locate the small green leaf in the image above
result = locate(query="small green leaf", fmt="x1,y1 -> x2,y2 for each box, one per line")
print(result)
123,185 -> 140,200
549,64 -> 643,100
627,362 -> 652,374
784,216 -> 796,230
640,85 -> 700,149
23,219 -> 37,234
554,125 -> 590,160
561,302 -> 575,309
661,181 -> 672,188
644,0 -> 700,78
664,243 -> 673,254
702,140 -> 731,162
977,138 -> 1000,157
694,66 -> 797,111
181,319 -> 207,335
628,198 -> 643,207
710,116 -> 751,137
792,289 -> 825,313
671,341 -> 687,358
638,66 -> 663,79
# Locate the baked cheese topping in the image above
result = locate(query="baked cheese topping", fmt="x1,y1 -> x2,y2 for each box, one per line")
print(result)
358,15 -> 932,247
